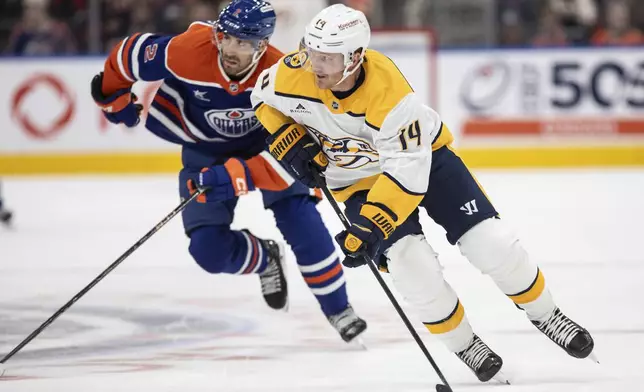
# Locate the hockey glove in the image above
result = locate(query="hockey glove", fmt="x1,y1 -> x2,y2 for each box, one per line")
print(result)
267,123 -> 328,188
187,158 -> 256,203
91,72 -> 143,127
335,203 -> 396,268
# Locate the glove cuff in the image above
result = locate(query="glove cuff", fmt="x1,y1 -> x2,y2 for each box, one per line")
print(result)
268,123 -> 306,161
96,89 -> 134,113
268,123 -> 328,168
223,158 -> 255,196
359,202 -> 396,239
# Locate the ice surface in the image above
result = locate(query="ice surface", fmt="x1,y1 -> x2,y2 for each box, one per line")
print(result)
1,169 -> 643,391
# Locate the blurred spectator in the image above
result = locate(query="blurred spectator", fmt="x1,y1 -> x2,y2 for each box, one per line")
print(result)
128,2 -> 156,35
499,5 -> 527,46
101,0 -> 133,52
550,0 -> 597,43
591,0 -> 643,45
186,1 -> 219,24
3,0 -> 644,54
497,0 -> 541,46
4,0 -> 76,55
531,6 -> 570,46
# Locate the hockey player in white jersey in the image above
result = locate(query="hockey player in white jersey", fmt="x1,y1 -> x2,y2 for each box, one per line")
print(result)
251,4 -> 595,383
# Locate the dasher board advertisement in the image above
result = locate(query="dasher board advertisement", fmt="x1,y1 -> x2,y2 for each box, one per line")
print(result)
440,47 -> 644,142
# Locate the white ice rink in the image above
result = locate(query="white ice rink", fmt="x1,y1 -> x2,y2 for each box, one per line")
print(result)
1,169 -> 643,391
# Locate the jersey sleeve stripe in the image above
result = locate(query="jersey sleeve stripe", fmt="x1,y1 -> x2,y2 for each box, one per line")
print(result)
131,33 -> 153,81
346,111 -> 366,117
383,172 -> 426,196
116,37 -> 135,83
121,33 -> 142,82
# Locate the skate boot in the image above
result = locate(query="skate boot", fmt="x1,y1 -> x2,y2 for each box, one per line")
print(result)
456,334 -> 505,383
531,307 -> 594,359
328,305 -> 367,343
256,234 -> 288,311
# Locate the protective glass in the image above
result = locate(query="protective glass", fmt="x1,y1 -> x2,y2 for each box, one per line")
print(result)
304,48 -> 347,75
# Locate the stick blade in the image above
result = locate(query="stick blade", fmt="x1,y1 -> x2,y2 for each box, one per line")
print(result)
435,384 -> 452,392
0,363 -> 6,378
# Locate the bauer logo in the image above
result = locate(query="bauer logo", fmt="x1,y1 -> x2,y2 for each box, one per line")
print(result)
204,108 -> 262,138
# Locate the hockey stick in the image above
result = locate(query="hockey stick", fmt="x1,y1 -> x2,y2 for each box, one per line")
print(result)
311,170 -> 453,392
0,189 -> 205,374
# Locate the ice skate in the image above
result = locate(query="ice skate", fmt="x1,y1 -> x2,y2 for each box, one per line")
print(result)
532,307 -> 595,361
456,334 -> 508,383
328,305 -> 367,344
256,235 -> 289,311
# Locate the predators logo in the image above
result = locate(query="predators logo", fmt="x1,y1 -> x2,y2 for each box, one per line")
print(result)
283,51 -> 309,69
306,125 -> 379,169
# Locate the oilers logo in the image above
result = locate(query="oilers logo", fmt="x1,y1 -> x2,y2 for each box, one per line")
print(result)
204,108 -> 262,138
306,125 -> 379,169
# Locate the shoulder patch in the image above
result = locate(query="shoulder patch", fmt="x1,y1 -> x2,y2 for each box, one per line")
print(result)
283,51 -> 309,69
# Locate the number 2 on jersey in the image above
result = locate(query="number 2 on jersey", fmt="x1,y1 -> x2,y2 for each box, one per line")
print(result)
398,120 -> 421,150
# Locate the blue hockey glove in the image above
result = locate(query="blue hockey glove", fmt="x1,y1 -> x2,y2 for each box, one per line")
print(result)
335,203 -> 395,268
91,72 -> 143,127
187,158 -> 256,203
267,123 -> 328,188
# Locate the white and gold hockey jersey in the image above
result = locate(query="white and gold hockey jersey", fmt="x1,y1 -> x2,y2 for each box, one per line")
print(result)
251,49 -> 454,227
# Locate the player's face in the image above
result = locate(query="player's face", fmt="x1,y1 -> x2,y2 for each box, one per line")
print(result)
217,33 -> 261,76
306,49 -> 347,89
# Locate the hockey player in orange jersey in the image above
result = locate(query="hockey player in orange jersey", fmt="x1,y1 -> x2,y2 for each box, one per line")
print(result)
90,0 -> 367,343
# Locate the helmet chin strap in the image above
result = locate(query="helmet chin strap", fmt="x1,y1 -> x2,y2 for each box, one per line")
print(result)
235,46 -> 267,76
333,56 -> 364,88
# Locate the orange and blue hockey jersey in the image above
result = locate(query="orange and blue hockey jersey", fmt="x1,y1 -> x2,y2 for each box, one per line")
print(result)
101,21 -> 283,158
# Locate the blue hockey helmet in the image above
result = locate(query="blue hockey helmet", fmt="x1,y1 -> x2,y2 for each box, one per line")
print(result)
216,0 -> 277,42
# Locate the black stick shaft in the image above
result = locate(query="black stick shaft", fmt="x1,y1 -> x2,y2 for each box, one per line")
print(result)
0,190 -> 203,365
313,171 -> 452,389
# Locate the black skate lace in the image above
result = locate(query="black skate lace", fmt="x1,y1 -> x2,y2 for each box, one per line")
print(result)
538,310 -> 580,348
259,259 -> 282,295
328,307 -> 358,333
458,338 -> 492,371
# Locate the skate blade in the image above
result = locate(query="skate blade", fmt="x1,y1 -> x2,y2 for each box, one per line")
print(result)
492,371 -> 511,385
352,336 -> 367,350
587,351 -> 600,364
278,242 -> 289,313
281,298 -> 290,313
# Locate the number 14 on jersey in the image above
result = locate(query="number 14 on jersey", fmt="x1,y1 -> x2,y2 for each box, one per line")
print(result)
398,120 -> 421,150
